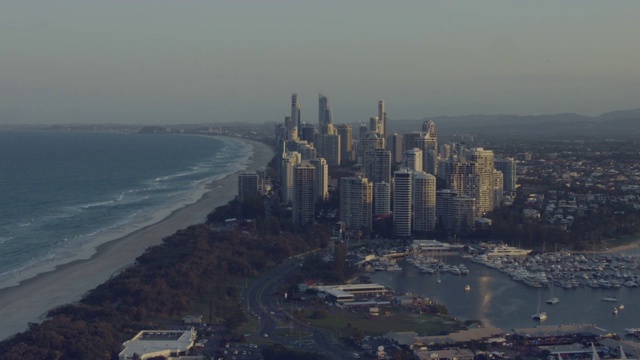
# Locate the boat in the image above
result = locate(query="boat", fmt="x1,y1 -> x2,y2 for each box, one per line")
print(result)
532,311 -> 547,321
613,307 -> 619,315
386,264 -> 403,271
619,304 -> 625,310
532,290 -> 547,321
485,245 -> 533,257
625,328 -> 640,337
602,296 -> 618,302
464,285 -> 471,291
546,297 -> 560,305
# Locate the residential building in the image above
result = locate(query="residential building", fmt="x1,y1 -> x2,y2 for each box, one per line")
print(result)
393,168 -> 413,237
340,175 -> 373,231
293,161 -> 316,226
413,171 -> 436,232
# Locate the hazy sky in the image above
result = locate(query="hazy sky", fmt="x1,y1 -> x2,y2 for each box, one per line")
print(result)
2,1 -> 640,124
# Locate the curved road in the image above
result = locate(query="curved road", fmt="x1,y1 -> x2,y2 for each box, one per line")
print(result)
245,259 -> 353,359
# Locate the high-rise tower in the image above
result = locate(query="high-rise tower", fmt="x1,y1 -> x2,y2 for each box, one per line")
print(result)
293,161 -> 316,226
291,93 -> 301,138
318,94 -> 333,134
378,100 -> 386,141
340,175 -> 373,231
412,171 -> 436,232
393,168 -> 413,237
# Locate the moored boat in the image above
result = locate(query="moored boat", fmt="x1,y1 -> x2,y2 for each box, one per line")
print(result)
546,297 -> 560,305
532,311 -> 547,321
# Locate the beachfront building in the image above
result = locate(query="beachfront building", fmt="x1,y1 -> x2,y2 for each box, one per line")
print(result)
237,172 -> 260,202
119,328 -> 196,360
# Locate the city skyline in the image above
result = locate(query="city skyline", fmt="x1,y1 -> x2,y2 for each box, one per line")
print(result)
2,1 -> 640,125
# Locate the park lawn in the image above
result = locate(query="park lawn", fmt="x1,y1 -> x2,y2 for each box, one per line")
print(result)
307,308 -> 463,336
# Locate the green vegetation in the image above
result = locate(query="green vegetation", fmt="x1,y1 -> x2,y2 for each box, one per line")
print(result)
0,204 -> 328,360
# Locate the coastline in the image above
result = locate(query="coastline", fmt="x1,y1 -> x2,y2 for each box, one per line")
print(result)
0,136 -> 274,341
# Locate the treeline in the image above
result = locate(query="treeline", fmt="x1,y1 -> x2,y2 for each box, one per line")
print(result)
0,219 -> 330,359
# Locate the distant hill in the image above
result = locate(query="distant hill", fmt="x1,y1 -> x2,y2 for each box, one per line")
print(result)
384,108 -> 640,140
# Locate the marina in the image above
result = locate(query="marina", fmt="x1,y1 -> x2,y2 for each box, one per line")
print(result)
368,252 -> 640,338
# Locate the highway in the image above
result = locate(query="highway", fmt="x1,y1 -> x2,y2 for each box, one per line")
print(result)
245,258 -> 353,359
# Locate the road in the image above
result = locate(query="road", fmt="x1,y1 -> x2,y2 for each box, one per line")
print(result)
245,258 -> 354,359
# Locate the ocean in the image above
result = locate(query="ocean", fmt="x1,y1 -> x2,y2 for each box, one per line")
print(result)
0,130 -> 252,288
369,254 -> 640,337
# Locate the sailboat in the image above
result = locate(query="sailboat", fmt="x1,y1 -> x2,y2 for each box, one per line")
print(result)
436,250 -> 442,284
532,290 -> 548,321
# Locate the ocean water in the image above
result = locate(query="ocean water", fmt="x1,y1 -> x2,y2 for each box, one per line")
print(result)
0,130 -> 251,287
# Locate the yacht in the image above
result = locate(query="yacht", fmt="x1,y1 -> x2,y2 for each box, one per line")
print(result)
464,285 -> 471,291
386,264 -> 403,271
546,297 -> 560,305
602,296 -> 618,302
485,245 -> 532,257
532,312 -> 547,321
625,328 -> 640,337
613,307 -> 619,315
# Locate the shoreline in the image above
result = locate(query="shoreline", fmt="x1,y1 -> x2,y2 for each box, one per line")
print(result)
0,136 -> 274,341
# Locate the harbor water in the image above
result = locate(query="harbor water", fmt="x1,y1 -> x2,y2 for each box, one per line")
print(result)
369,253 -> 640,336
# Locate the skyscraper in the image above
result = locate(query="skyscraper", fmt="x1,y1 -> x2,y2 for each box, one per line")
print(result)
494,157 -> 516,195
291,93 -> 301,139
318,94 -> 333,134
340,175 -> 373,231
393,168 -> 413,237
412,171 -> 436,232
363,149 -> 391,185
374,181 -> 391,215
293,161 -> 316,226
336,124 -> 354,163
493,169 -> 504,208
467,147 -> 495,216
378,100 -> 386,141
300,123 -> 316,144
403,148 -> 423,172
415,122 -> 438,175
315,132 -> 341,167
436,189 -> 457,232
388,132 -> 403,165
452,196 -> 476,235
280,151 -> 301,204
310,157 -> 329,202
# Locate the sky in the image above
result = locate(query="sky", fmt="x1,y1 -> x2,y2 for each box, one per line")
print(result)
1,1 -> 640,125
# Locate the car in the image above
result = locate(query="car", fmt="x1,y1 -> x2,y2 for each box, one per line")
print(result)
263,333 -> 269,338
353,353 -> 360,359
270,311 -> 274,315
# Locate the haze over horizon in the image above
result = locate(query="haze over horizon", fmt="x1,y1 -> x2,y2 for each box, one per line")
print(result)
2,1 -> 640,125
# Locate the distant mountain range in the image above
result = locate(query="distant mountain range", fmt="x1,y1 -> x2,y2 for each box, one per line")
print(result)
2,108 -> 639,140
387,108 -> 640,140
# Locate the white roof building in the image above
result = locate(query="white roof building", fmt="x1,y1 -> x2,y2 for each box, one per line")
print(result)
119,328 -> 197,360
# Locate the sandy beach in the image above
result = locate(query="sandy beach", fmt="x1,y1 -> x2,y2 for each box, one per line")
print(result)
0,137 -> 274,341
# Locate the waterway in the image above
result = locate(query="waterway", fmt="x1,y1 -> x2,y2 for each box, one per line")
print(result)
368,253 -> 640,337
